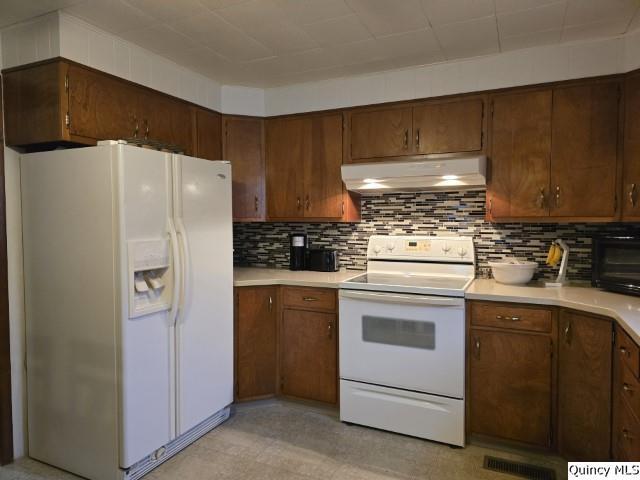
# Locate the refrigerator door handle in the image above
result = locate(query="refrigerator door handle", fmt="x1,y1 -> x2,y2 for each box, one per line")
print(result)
175,217 -> 191,323
168,218 -> 182,326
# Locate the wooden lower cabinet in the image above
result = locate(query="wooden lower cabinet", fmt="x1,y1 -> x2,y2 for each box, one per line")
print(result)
234,287 -> 278,401
234,286 -> 338,406
280,307 -> 338,404
558,310 -> 612,460
469,328 -> 553,447
613,324 -> 640,460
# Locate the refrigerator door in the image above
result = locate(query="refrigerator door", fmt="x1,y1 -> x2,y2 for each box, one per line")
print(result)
118,145 -> 176,467
173,155 -> 233,435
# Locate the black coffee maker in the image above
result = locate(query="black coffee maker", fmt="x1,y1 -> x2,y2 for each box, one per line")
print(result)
289,233 -> 307,270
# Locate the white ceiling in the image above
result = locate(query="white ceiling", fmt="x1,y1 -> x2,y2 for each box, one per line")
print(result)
3,0 -> 640,87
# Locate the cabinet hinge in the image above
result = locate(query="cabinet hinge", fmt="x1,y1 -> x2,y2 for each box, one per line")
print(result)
64,74 -> 69,93
65,112 -> 70,128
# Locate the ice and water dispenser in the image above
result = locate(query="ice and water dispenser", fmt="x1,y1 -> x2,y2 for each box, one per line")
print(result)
128,239 -> 173,317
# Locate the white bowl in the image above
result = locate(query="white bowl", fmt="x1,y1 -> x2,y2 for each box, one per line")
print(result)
488,259 -> 537,285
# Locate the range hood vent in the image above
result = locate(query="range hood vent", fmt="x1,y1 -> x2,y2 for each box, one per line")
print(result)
341,154 -> 487,193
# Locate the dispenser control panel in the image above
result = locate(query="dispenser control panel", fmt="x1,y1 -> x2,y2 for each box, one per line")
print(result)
128,239 -> 172,318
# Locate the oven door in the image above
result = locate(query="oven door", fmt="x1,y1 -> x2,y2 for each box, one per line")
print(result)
593,237 -> 640,296
338,289 -> 465,399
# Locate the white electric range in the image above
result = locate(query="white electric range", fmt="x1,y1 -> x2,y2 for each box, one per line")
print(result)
338,235 -> 475,447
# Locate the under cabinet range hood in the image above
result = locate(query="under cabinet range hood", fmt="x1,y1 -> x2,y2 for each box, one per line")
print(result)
341,154 -> 487,192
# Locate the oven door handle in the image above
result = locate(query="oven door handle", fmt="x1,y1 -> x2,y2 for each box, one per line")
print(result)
339,289 -> 464,307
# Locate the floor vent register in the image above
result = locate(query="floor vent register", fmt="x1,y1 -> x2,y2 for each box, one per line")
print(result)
483,456 -> 557,480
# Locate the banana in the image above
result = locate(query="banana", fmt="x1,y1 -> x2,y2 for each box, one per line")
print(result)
551,245 -> 563,266
546,244 -> 556,266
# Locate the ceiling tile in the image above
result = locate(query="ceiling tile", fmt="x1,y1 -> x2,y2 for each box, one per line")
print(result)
124,0 -> 203,21
564,0 -> 639,26
63,0 -> 157,34
0,0 -> 84,28
302,14 -> 373,45
497,1 -> 566,38
630,10 -> 640,30
434,15 -> 499,59
216,0 -> 319,53
328,38 -> 386,65
500,29 -> 562,51
273,0 -> 352,24
172,11 -> 274,61
421,0 -> 495,26
562,17 -> 631,41
376,28 -> 442,59
119,24 -> 199,56
347,0 -> 430,37
198,0 -> 253,10
495,0 -> 567,14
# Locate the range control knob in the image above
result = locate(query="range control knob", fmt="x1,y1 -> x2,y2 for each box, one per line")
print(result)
458,247 -> 468,257
442,244 -> 451,254
373,245 -> 382,255
386,243 -> 395,252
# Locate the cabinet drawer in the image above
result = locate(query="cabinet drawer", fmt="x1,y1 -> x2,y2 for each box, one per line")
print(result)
616,399 -> 640,460
620,360 -> 640,422
470,302 -> 552,333
283,287 -> 336,311
616,325 -> 640,379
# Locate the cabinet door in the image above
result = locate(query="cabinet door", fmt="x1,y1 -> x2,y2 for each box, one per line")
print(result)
349,107 -> 412,161
623,73 -> 640,220
224,117 -> 265,221
558,310 -> 612,460
138,91 -> 193,154
265,117 -> 307,219
469,329 -> 552,447
281,308 -> 337,404
304,114 -> 343,218
235,287 -> 277,401
550,82 -> 620,218
68,64 -> 138,141
194,109 -> 221,161
487,90 -> 552,220
413,98 -> 483,154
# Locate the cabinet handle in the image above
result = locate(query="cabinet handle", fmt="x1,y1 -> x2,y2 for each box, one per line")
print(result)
555,185 -> 561,207
630,184 -> 637,207
620,346 -> 631,358
415,129 -> 420,149
303,297 -> 318,302
133,116 -> 139,138
623,429 -> 634,440
328,321 -> 333,339
623,383 -> 634,393
403,129 -> 409,149
254,196 -> 259,212
268,296 -> 273,312
564,320 -> 572,344
496,315 -> 520,321
488,198 -> 493,216
305,195 -> 310,211
538,188 -> 545,209
144,119 -> 150,140
297,197 -> 301,209
474,338 -> 480,358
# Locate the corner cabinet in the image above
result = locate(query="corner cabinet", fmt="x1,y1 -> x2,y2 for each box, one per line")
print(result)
613,324 -> 640,460
265,113 -> 360,222
345,96 -> 485,163
487,80 -> 622,223
623,71 -> 640,221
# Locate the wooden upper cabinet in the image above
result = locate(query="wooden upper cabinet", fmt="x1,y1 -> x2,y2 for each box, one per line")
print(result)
413,97 -> 484,155
194,109 -> 222,161
223,116 -> 265,222
235,287 -> 277,401
3,61 -> 68,146
137,90 -> 193,154
623,72 -> 640,221
266,117 -> 307,219
469,329 -> 553,447
67,64 -> 139,142
558,310 -> 612,460
349,107 -> 412,161
550,82 -> 620,219
304,114 -> 344,218
487,90 -> 552,220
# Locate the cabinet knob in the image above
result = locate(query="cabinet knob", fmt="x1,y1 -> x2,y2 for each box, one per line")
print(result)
620,346 -> 631,357
630,184 -> 637,207
415,128 -> 421,149
564,321 -> 572,344
134,116 -> 139,138
555,186 -> 561,207
297,197 -> 301,209
474,338 -> 480,358
623,383 -> 634,393
144,119 -> 150,140
254,196 -> 259,212
305,196 -> 310,211
328,321 -> 333,339
623,429 -> 634,440
537,188 -> 545,209
403,129 -> 409,149
303,297 -> 318,302
268,295 -> 273,312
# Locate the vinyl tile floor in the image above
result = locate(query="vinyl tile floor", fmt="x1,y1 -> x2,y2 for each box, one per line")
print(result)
0,399 -> 568,480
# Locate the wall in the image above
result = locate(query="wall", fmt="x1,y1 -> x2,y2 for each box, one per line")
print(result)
233,190 -> 640,282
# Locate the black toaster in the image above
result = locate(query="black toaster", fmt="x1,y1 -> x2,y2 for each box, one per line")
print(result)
306,249 -> 340,272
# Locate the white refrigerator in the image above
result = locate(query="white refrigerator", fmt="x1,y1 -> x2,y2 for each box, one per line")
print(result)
20,141 -> 234,480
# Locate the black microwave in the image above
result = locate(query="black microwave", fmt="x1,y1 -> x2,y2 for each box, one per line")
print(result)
592,236 -> 640,296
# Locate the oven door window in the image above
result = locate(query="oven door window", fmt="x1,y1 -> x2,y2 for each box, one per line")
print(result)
362,315 -> 435,350
598,245 -> 640,282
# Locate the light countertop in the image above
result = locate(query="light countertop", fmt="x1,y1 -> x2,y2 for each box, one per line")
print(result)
233,267 -> 360,289
467,279 -> 640,345
234,267 -> 640,345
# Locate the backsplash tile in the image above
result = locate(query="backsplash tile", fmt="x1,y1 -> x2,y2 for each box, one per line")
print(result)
233,189 -> 640,281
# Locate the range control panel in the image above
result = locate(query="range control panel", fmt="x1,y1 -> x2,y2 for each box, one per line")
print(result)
366,235 -> 475,263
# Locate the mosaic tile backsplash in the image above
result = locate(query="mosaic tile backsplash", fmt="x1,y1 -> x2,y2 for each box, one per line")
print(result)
233,189 -> 640,281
